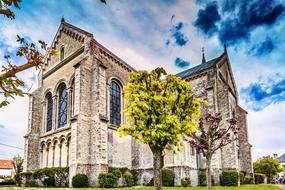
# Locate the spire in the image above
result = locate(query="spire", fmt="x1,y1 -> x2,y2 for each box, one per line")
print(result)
201,47 -> 206,64
224,44 -> 227,54
61,16 -> 65,23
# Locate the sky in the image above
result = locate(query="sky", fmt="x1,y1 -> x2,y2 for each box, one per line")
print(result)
0,0 -> 285,161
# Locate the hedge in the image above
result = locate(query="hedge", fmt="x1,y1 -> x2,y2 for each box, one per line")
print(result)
221,170 -> 239,186
162,168 -> 175,186
255,173 -> 266,184
0,178 -> 16,186
98,173 -> 118,188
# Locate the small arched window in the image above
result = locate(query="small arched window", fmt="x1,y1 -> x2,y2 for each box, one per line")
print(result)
46,92 -> 53,132
60,45 -> 64,61
58,84 -> 68,128
110,81 -> 121,126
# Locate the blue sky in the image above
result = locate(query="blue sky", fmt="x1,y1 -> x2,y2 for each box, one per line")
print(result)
0,0 -> 285,160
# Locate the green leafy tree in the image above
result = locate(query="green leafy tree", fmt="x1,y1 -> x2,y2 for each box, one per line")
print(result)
12,154 -> 24,185
254,156 -> 283,182
189,112 -> 239,190
118,68 -> 203,190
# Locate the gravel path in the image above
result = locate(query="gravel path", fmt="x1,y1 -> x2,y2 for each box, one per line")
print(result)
277,184 -> 285,190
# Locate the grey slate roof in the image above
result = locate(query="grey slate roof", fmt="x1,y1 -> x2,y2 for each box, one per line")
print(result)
176,53 -> 224,79
278,153 -> 285,162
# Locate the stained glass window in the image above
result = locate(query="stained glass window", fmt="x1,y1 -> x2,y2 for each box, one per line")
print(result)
58,84 -> 68,128
110,82 -> 121,126
46,92 -> 53,132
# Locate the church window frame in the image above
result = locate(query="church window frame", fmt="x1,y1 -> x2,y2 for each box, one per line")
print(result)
109,80 -> 122,126
57,83 -> 68,128
46,92 -> 53,132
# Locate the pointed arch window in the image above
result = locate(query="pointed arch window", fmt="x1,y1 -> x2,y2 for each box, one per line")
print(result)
46,92 -> 53,132
60,45 -> 64,61
58,84 -> 68,128
110,81 -> 121,126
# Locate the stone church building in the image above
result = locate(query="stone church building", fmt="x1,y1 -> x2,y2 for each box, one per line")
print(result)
23,20 -> 253,186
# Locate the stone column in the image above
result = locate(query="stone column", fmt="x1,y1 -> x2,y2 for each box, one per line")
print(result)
41,101 -> 46,133
52,95 -> 58,130
52,145 -> 55,167
59,143 -> 62,167
46,147 -> 49,168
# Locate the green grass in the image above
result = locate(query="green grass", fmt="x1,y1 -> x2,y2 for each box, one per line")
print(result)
0,184 -> 280,190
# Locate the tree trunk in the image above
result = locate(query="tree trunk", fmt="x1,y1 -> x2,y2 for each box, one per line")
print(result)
152,148 -> 163,190
206,156 -> 212,190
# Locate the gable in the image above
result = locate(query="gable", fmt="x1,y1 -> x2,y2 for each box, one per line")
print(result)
43,20 -> 93,72
217,54 -> 238,96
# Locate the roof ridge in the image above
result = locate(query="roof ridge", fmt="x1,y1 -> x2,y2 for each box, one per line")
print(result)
62,20 -> 93,37
176,52 -> 225,79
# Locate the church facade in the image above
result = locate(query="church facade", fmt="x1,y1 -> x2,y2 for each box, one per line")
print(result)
23,20 -> 253,186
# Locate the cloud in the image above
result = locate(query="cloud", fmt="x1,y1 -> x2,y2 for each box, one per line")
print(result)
248,38 -> 276,56
193,2 -> 221,36
194,0 -> 285,50
174,57 -> 190,68
167,21 -> 189,47
0,124 -> 5,128
241,74 -> 285,111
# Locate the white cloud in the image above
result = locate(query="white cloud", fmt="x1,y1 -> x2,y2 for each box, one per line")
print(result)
242,101 -> 285,161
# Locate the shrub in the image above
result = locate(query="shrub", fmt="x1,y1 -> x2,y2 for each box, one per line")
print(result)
109,167 -> 122,179
221,170 -> 239,186
181,177 -> 191,187
198,169 -> 207,186
255,173 -> 266,184
53,167 -> 69,187
31,167 -> 69,187
33,168 -> 55,187
123,171 -> 135,187
130,169 -> 138,186
0,178 -> 16,186
243,176 -> 254,184
98,172 -> 118,188
20,172 -> 35,187
72,174 -> 89,188
239,171 -> 245,184
162,168 -> 175,186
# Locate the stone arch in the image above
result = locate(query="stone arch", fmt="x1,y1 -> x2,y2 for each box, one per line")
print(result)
43,88 -> 53,101
67,74 -> 75,88
107,75 -> 126,86
53,79 -> 68,95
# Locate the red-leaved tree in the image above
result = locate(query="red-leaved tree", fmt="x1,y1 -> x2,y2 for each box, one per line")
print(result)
189,112 -> 239,190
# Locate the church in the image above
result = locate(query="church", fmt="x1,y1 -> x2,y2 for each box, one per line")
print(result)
23,19 -> 253,186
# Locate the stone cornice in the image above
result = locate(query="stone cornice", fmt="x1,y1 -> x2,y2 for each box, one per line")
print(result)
92,39 -> 136,73
43,46 -> 84,79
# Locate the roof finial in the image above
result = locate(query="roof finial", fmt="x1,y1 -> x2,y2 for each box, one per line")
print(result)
61,16 -> 65,23
201,47 -> 206,64
224,43 -> 227,53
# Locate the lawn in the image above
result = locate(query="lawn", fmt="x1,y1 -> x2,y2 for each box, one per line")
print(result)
0,185 -> 280,190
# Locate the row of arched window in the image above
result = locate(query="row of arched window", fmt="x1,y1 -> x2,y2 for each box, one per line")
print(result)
43,79 -> 122,133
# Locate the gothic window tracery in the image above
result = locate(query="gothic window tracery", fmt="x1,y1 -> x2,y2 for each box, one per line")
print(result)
110,81 -> 121,126
46,92 -> 53,132
58,84 -> 68,128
